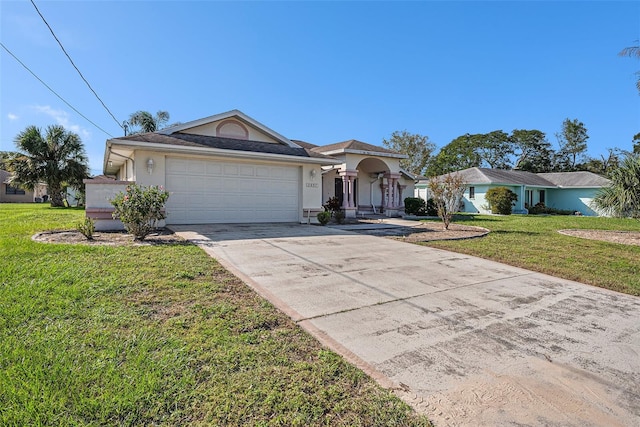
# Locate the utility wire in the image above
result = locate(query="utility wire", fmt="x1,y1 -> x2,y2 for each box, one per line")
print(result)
30,0 -> 124,131
1,42 -> 114,138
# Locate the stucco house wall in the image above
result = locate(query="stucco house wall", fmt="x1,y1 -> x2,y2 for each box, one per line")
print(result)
546,188 -> 601,216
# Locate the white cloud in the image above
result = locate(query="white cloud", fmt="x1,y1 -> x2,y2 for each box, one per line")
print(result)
31,105 -> 91,140
7,113 -> 19,121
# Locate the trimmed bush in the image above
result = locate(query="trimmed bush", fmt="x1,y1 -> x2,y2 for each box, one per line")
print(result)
528,202 -> 575,215
317,211 -> 331,225
485,187 -> 518,215
404,197 -> 426,215
404,197 -> 438,216
111,184 -> 170,240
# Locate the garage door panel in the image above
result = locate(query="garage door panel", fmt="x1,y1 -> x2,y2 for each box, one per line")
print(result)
165,157 -> 300,224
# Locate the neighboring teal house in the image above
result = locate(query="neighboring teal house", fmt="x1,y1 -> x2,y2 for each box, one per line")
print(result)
415,167 -> 611,216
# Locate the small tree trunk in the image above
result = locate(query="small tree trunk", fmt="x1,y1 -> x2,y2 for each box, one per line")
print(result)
48,182 -> 65,207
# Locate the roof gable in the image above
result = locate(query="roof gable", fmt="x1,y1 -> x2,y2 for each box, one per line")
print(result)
158,110 -> 299,147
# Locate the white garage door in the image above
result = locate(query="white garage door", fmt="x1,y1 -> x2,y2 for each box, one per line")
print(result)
165,157 -> 300,224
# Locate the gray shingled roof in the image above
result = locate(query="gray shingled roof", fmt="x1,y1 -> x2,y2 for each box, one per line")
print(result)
0,169 -> 12,184
420,167 -> 610,188
537,171 -> 610,187
113,133 -> 331,160
311,139 -> 398,155
291,140 -> 318,149
456,168 -> 556,186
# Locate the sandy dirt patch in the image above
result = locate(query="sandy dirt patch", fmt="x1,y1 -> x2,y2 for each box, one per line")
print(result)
559,229 -> 640,246
32,228 -> 185,246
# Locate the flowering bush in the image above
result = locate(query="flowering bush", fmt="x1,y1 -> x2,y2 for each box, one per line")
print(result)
111,184 -> 170,240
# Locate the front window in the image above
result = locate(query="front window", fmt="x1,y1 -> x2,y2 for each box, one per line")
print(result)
5,185 -> 25,195
539,190 -> 545,204
469,186 -> 475,199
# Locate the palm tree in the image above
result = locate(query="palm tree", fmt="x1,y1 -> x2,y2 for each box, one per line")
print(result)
619,42 -> 640,93
126,110 -> 170,134
592,154 -> 640,218
9,125 -> 89,207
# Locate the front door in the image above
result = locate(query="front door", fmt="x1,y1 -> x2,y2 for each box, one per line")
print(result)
334,178 -> 343,206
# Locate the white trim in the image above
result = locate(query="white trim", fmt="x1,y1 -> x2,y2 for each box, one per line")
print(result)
157,109 -> 299,148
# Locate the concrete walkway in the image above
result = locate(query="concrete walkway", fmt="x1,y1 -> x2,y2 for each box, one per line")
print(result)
171,223 -> 640,427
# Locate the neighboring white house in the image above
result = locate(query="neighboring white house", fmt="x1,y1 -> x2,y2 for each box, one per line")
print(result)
85,110 -> 415,230
415,167 -> 610,216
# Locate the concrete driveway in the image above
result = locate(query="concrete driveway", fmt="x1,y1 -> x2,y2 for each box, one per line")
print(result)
171,223 -> 640,427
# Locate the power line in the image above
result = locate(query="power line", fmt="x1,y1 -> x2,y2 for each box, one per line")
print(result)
30,0 -> 124,131
1,42 -> 114,138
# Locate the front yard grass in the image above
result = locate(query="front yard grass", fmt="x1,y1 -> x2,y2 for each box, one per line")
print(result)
0,204 -> 431,426
423,214 -> 640,296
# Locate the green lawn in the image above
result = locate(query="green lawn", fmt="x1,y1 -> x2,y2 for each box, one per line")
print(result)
0,204 -> 431,426
424,214 -> 640,296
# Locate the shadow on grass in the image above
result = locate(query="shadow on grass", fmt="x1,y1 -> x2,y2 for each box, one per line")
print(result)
491,230 -> 540,236
452,215 -> 501,223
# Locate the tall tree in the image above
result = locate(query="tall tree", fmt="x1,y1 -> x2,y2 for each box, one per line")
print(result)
633,132 -> 640,155
126,110 -> 170,134
581,149 -> 620,177
382,130 -> 436,175
555,118 -> 589,171
8,125 -> 89,207
476,130 -> 513,169
619,42 -> 640,94
592,154 -> 640,218
511,129 -> 554,172
426,134 -> 482,176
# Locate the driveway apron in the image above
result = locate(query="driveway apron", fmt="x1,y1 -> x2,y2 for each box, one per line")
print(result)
171,223 -> 640,427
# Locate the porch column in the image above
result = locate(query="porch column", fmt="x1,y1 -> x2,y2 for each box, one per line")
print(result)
339,169 -> 358,217
347,175 -> 354,208
380,183 -> 388,209
398,185 -> 406,207
389,178 -> 397,208
342,176 -> 349,209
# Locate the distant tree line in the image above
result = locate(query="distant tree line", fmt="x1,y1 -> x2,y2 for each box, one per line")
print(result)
385,118 -> 638,179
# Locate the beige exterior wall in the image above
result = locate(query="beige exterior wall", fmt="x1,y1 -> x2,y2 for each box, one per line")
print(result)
109,149 -> 326,224
301,164 -> 323,223
1,183 -> 34,203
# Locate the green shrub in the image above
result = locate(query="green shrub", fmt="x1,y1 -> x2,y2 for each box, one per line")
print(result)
528,202 -> 575,215
404,197 -> 440,216
76,217 -> 95,240
334,209 -> 345,224
404,197 -> 426,215
323,197 -> 341,214
317,211 -> 331,225
485,187 -> 518,215
111,184 -> 170,240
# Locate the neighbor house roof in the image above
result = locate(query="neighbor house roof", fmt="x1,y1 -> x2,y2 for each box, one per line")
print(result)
311,140 -> 406,158
452,168 -> 556,186
421,167 -> 610,188
0,169 -> 11,184
537,171 -> 611,188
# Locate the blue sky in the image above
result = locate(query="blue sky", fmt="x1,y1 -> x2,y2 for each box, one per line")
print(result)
1,1 -> 638,175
